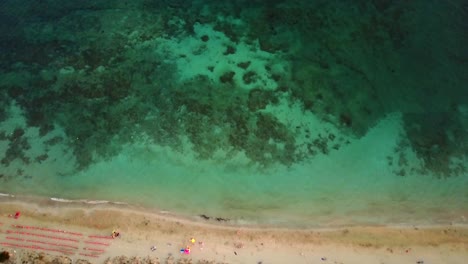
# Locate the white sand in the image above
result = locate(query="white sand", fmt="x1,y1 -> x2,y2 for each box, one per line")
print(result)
0,199 -> 467,264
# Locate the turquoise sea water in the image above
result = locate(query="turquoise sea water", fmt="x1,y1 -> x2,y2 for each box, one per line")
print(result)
1,0 -> 467,228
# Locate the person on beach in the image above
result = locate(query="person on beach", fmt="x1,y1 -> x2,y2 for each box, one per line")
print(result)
112,230 -> 120,238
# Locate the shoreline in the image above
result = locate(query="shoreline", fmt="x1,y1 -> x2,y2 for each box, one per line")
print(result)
2,192 -> 467,231
1,196 -> 468,263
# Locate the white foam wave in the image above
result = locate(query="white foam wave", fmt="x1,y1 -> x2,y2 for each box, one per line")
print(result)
50,197 -> 73,202
50,197 -> 127,205
82,200 -> 110,204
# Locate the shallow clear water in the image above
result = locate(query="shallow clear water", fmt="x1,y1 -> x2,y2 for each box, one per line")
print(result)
1,0 -> 467,228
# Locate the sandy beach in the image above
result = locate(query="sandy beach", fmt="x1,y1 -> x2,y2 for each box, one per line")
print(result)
0,197 -> 467,264
1,1 -> 467,263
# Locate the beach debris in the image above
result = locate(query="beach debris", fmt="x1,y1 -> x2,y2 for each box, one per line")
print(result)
234,251 -> 237,255
8,211 -> 21,219
416,261 -> 424,264
150,245 -> 157,252
199,214 -> 210,220
198,214 -> 230,222
234,242 -> 244,249
321,257 -> 327,261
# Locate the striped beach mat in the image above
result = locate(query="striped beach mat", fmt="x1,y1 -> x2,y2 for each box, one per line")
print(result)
0,223 -> 115,259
